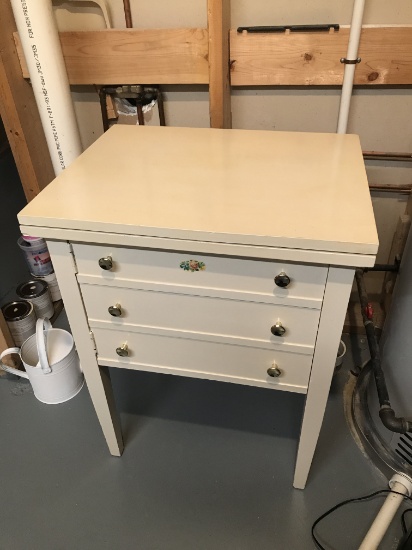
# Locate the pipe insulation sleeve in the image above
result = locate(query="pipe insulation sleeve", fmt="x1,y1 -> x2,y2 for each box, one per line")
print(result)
11,0 -> 83,175
336,0 -> 366,134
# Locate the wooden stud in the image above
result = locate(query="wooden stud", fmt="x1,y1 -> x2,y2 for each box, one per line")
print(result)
207,0 -> 231,128
14,29 -> 209,85
0,0 -> 54,202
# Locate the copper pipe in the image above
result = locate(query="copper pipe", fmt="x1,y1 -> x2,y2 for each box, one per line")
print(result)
99,88 -> 110,132
363,151 -> 412,162
369,185 -> 411,194
156,86 -> 166,126
137,104 -> 144,125
123,0 -> 133,28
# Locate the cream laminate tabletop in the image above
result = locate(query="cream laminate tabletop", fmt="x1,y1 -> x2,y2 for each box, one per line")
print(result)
19,125 -> 378,256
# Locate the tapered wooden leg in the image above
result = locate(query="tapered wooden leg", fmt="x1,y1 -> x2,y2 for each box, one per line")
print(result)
293,267 -> 354,489
47,240 -> 123,455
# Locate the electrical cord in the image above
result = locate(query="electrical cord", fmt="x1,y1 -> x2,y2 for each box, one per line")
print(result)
399,508 -> 412,550
312,489 -> 412,550
401,508 -> 412,535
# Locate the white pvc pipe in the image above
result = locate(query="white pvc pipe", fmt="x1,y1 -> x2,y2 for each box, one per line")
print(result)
70,0 -> 112,29
336,0 -> 366,134
11,0 -> 83,175
359,475 -> 412,550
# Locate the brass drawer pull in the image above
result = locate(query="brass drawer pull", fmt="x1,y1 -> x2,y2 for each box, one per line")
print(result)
116,343 -> 129,357
267,364 -> 282,378
108,303 -> 122,317
271,321 -> 286,337
99,256 -> 113,270
274,271 -> 291,288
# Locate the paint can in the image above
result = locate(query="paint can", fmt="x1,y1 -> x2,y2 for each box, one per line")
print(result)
1,300 -> 36,346
16,280 -> 54,320
21,234 -> 44,244
33,271 -> 61,302
17,236 -> 53,276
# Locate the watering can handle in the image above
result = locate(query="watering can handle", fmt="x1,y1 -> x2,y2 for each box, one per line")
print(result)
36,318 -> 53,374
0,348 -> 29,379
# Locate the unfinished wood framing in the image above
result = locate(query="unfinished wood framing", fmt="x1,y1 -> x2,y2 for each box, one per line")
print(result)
207,0 -> 231,128
230,26 -> 412,86
14,25 -> 412,90
15,29 -> 210,85
0,1 -> 54,201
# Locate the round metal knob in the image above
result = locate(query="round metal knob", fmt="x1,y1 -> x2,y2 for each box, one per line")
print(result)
271,322 -> 286,337
99,256 -> 113,270
108,303 -> 122,317
274,272 -> 291,288
267,364 -> 282,378
116,343 -> 129,357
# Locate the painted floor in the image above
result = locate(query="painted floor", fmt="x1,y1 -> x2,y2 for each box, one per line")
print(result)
0,330 -> 409,550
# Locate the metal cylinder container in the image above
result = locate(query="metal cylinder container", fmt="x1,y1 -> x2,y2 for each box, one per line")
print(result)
1,300 -> 36,346
17,236 -> 53,276
16,280 -> 54,320
33,271 -> 61,302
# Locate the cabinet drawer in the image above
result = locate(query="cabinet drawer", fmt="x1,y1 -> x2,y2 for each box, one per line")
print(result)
73,243 -> 327,306
93,328 -> 313,393
81,284 -> 321,351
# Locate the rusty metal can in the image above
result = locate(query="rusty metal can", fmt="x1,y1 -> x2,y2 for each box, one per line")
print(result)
1,300 -> 36,346
16,280 -> 54,320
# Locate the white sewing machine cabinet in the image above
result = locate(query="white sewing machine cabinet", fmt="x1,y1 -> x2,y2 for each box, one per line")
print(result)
19,126 -> 378,489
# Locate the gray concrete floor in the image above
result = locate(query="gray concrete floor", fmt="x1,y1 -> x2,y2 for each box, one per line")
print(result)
0,330 -> 410,550
1,130 -> 410,549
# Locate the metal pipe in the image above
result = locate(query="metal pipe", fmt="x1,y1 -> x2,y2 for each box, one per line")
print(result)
336,0 -> 366,134
137,104 -> 145,126
355,269 -> 412,433
123,0 -> 133,28
11,0 -> 82,175
355,270 -> 390,406
364,151 -> 412,162
369,185 -> 411,194
364,264 -> 399,273
157,88 -> 166,127
99,88 -> 110,132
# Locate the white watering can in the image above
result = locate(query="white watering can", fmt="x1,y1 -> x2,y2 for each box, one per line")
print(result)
0,318 -> 84,404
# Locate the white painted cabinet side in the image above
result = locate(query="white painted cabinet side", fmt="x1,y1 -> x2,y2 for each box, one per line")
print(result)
47,240 -> 123,456
293,267 -> 355,489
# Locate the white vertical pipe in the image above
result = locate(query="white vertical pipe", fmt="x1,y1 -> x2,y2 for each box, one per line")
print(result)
336,0 -> 366,134
11,0 -> 83,175
359,475 -> 412,550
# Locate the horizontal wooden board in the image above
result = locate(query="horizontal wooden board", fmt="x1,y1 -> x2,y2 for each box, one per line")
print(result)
15,26 -> 412,87
230,26 -> 412,86
15,28 -> 209,85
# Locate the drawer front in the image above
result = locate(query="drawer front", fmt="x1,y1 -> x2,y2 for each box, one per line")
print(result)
72,243 -> 327,305
81,284 -> 321,350
92,328 -> 313,392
